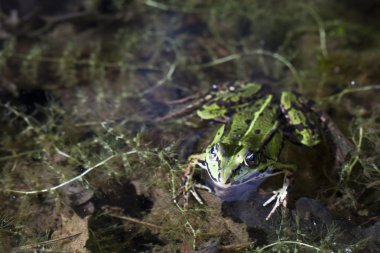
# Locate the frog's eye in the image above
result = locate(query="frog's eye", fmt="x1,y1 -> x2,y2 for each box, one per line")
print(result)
244,151 -> 255,166
209,144 -> 218,161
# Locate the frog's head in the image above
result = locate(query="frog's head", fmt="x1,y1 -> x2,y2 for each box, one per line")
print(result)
204,142 -> 256,187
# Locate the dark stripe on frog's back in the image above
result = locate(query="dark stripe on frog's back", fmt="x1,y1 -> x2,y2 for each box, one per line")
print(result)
220,94 -> 280,152
196,82 -> 263,119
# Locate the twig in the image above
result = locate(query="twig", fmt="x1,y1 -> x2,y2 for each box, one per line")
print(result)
163,94 -> 201,104
54,147 -> 72,159
220,242 -> 255,251
107,213 -> 161,230
13,233 -> 81,251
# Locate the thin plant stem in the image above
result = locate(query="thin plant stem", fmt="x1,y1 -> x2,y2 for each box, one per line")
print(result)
260,240 -> 321,252
4,154 -> 118,194
107,213 -> 161,230
192,49 -> 304,90
307,6 -> 328,58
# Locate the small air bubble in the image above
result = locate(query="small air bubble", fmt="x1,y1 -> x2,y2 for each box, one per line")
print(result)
344,248 -> 353,253
350,80 -> 356,86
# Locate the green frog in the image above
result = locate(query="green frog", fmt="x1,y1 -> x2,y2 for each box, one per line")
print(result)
172,81 -> 324,220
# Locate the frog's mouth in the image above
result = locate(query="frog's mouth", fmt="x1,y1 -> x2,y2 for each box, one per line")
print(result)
203,155 -> 275,188
205,166 -> 238,187
224,166 -> 240,185
223,164 -> 275,187
210,165 -> 275,196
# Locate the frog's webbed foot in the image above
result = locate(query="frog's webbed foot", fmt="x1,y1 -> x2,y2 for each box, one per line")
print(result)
263,172 -> 292,220
173,157 -> 211,209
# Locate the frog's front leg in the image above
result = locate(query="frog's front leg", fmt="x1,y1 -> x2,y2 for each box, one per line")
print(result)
263,171 -> 294,220
263,162 -> 296,220
174,154 -> 212,209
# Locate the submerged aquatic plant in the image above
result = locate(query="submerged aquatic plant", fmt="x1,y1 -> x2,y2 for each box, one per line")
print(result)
0,0 -> 379,252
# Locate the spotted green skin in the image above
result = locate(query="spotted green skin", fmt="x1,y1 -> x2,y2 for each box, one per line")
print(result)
196,82 -> 320,188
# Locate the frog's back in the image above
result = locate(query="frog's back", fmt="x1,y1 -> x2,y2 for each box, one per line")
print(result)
221,94 -> 280,152
196,82 -> 264,120
197,81 -> 320,152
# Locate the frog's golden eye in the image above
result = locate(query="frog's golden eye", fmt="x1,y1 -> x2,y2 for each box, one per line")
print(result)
209,144 -> 218,161
244,151 -> 255,166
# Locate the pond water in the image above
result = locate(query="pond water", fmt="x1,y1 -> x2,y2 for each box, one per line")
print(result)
0,0 -> 379,252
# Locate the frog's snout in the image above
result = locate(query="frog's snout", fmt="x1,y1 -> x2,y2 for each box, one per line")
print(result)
222,165 -> 241,185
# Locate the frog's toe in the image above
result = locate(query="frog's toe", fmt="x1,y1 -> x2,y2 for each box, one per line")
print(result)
174,183 -> 207,210
263,183 -> 289,220
194,183 -> 213,193
190,188 -> 205,205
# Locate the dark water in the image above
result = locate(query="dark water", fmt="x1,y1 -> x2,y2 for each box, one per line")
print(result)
0,0 -> 379,252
